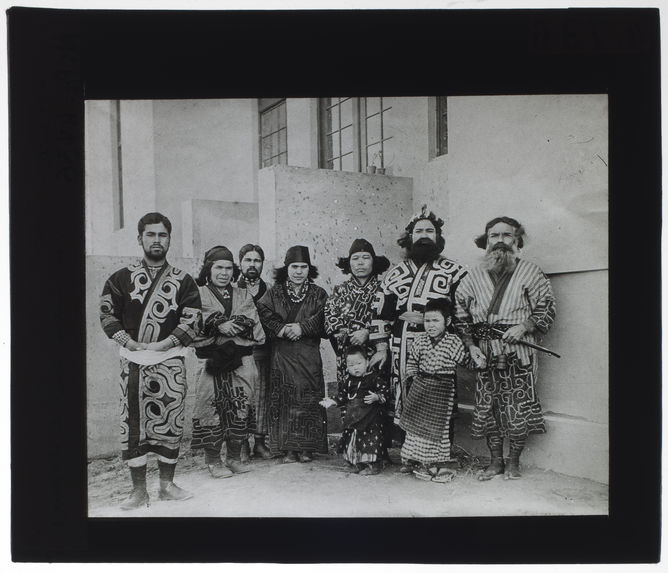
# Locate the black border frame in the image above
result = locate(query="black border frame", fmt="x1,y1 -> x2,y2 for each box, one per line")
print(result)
9,7 -> 661,563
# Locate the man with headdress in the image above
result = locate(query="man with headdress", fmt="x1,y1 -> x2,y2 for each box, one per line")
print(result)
257,245 -> 329,463
454,216 -> 556,480
190,245 -> 266,478
236,243 -> 273,460
99,212 -> 202,510
369,206 -> 467,437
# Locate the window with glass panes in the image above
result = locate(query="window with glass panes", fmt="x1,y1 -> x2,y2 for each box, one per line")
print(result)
319,97 -> 393,172
259,98 -> 288,167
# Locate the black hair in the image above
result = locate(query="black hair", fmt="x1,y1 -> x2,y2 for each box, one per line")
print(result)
196,260 -> 241,287
273,264 -> 319,283
424,297 -> 453,319
474,216 -> 526,249
138,212 -> 172,235
335,255 -> 391,275
239,244 -> 265,262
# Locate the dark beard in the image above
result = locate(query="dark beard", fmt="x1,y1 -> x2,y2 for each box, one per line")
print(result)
483,243 -> 517,272
243,267 -> 260,280
408,238 -> 440,266
144,246 -> 166,263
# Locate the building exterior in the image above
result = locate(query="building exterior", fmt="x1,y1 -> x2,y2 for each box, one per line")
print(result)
86,95 -> 608,483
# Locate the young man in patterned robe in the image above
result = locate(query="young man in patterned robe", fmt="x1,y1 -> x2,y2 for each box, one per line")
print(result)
454,216 -> 556,480
369,206 -> 468,436
236,244 -> 273,460
99,212 -> 202,510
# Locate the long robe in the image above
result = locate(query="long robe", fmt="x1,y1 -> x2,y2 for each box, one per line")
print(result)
99,260 -> 201,462
257,281 -> 328,454
369,256 -> 467,421
399,332 -> 471,465
333,371 -> 389,465
190,284 -> 266,450
454,258 -> 556,439
237,276 -> 272,435
324,275 -> 381,397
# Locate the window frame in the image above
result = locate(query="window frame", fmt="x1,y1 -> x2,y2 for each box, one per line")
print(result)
318,97 -> 393,172
258,98 -> 288,168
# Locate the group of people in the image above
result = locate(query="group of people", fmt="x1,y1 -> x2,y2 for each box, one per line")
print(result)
100,206 -> 556,509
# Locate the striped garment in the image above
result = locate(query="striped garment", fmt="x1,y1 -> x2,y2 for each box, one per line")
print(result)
454,258 -> 555,440
454,258 -> 556,366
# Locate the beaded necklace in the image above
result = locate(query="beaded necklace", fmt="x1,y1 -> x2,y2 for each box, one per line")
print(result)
286,280 -> 309,303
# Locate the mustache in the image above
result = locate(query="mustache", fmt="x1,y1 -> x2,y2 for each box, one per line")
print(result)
490,242 -> 514,252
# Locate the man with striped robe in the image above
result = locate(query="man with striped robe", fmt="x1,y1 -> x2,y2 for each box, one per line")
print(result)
454,216 -> 556,481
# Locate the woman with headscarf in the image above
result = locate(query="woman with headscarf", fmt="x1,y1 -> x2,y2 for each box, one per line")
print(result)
324,238 -> 392,464
325,239 -> 391,397
256,245 -> 329,463
190,246 -> 266,478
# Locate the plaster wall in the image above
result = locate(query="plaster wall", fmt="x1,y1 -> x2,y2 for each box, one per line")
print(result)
286,98 -> 318,168
152,99 -> 258,257
182,199 -> 260,263
85,100 -> 157,256
412,94 -> 608,275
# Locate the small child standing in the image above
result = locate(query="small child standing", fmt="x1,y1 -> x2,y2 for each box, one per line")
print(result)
398,297 -> 476,482
320,345 -> 390,476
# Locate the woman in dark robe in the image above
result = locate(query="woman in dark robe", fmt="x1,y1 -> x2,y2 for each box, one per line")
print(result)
256,245 -> 328,463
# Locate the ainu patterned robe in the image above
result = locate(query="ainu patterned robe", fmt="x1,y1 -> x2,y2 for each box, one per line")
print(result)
324,275 -> 381,397
370,257 -> 467,421
257,281 -> 329,454
454,258 -> 556,440
333,371 -> 390,466
100,260 -> 202,463
190,284 -> 266,451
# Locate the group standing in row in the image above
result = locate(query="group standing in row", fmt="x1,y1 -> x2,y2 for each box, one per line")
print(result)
100,206 -> 556,509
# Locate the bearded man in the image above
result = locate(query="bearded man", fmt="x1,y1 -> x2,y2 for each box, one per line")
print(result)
454,216 -> 556,481
236,244 -> 273,460
369,206 -> 467,434
100,212 -> 202,509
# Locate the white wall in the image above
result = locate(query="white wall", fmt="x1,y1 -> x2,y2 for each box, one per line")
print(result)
152,99 -> 259,257
85,100 -> 157,256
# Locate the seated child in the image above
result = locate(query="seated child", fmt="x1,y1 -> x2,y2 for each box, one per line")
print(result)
320,345 -> 390,476
398,297 -> 476,482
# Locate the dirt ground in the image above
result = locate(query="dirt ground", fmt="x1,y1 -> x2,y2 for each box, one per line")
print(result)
88,438 -> 608,518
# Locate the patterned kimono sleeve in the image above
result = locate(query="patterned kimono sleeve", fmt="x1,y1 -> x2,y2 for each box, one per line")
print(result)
257,288 -> 287,340
324,285 -> 346,336
170,274 -> 203,346
453,276 -> 475,348
450,334 -> 474,370
299,286 -> 328,339
448,262 -> 469,302
404,336 -> 421,378
524,269 -> 556,335
369,280 -> 397,345
99,272 -> 131,346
